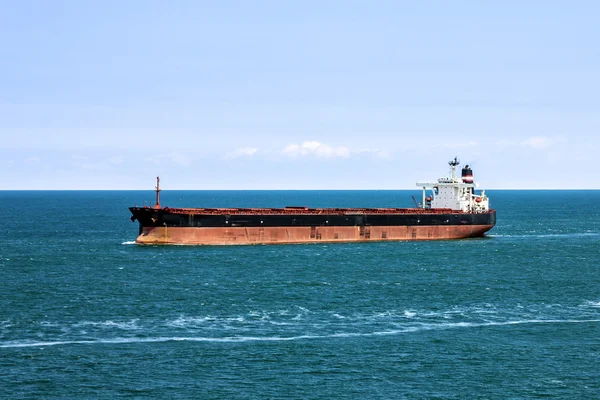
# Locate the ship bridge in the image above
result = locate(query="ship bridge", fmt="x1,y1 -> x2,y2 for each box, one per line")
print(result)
416,157 -> 490,213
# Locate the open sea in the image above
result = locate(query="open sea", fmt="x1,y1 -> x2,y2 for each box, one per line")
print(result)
1,190 -> 599,399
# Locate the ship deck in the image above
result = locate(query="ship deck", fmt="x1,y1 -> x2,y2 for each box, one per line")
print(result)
131,206 -> 488,216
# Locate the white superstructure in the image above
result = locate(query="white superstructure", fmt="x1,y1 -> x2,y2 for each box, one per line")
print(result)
416,158 -> 490,213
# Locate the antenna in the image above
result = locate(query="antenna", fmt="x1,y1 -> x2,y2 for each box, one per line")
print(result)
154,176 -> 161,209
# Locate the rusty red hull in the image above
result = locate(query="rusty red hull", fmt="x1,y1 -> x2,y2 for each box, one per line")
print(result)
135,224 -> 494,245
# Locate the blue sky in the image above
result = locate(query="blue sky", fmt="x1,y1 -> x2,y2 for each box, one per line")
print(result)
1,1 -> 598,189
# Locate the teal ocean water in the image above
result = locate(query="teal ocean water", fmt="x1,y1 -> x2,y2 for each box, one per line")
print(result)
1,190 -> 599,398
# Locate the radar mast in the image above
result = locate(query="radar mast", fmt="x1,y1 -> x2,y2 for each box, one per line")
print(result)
448,157 -> 460,181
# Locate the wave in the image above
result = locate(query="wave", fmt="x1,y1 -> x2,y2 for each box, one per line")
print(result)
3,318 -> 599,349
488,232 -> 599,239
73,319 -> 140,330
9,302 -> 595,333
167,316 -> 215,327
3,301 -> 597,349
121,241 -> 137,245
582,300 -> 600,308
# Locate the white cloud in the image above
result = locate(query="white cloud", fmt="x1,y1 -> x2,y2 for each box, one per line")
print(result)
375,150 -> 392,159
521,136 -> 567,149
25,156 -> 41,163
279,141 -> 398,159
147,152 -> 192,166
522,136 -> 550,148
497,136 -> 567,149
225,146 -> 259,159
72,160 -> 109,171
441,141 -> 478,149
70,155 -> 126,171
108,156 -> 125,165
282,141 -> 351,158
352,148 -> 393,159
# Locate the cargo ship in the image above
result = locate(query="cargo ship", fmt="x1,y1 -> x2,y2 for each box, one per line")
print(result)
129,158 -> 495,245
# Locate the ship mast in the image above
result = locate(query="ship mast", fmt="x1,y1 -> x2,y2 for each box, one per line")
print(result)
449,157 -> 460,181
154,176 -> 161,209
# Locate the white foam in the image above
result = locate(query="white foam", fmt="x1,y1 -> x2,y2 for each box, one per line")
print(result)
0,336 -> 321,348
264,321 -> 292,326
4,318 -> 599,349
168,316 -> 214,327
121,241 -> 137,245
226,317 -> 246,323
40,321 -> 60,327
74,319 -> 140,330
490,232 -> 599,239
582,301 -> 600,308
